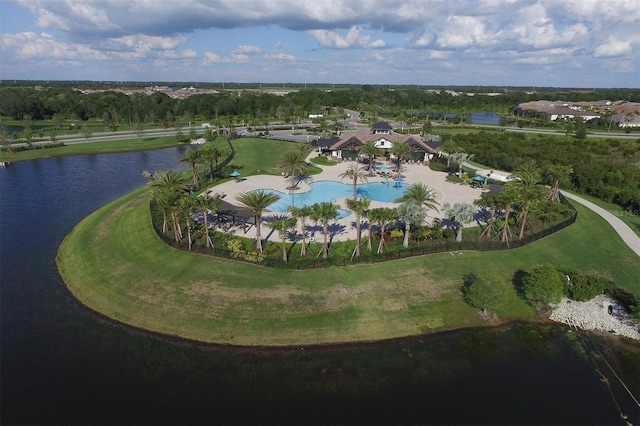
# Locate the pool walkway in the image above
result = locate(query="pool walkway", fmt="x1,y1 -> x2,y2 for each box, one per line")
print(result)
207,155 -> 484,243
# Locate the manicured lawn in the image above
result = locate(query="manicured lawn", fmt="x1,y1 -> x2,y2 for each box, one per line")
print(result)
0,136 -> 182,162
563,189 -> 640,238
57,187 -> 639,346
226,138 -> 309,175
56,138 -> 640,346
310,156 -> 338,166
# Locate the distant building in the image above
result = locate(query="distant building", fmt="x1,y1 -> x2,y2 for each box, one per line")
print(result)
612,112 -> 640,128
316,121 -> 441,163
514,100 -> 640,124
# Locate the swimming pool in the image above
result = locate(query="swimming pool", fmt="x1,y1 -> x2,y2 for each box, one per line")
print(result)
261,180 -> 407,215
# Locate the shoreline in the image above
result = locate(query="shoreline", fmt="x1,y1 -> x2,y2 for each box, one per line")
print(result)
549,295 -> 640,340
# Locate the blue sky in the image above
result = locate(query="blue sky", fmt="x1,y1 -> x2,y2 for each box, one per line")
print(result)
1,0 -> 638,87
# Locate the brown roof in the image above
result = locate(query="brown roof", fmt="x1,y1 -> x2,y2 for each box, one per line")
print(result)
328,132 -> 437,153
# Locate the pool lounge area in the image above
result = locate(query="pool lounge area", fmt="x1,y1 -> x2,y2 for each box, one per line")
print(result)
208,158 -> 483,242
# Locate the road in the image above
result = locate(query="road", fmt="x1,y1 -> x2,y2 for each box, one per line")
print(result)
459,123 -> 639,140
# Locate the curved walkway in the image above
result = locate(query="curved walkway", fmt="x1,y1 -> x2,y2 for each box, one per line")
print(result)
462,161 -> 640,258
560,191 -> 640,257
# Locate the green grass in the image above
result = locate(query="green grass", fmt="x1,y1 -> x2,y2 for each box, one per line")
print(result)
57,188 -> 639,346
310,156 -> 338,166
0,136 -> 182,162
225,138 -> 316,176
433,128 -> 485,135
55,138 -> 640,346
563,189 -> 640,238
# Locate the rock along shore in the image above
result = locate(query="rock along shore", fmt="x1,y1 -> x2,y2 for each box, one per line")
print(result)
550,295 -> 640,340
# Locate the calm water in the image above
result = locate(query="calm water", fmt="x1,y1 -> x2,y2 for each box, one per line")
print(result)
263,180 -> 408,215
470,112 -> 501,124
1,149 -> 638,425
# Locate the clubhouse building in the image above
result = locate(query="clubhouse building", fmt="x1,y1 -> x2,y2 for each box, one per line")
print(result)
316,121 -> 442,164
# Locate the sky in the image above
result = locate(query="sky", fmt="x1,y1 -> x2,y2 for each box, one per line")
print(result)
0,0 -> 638,88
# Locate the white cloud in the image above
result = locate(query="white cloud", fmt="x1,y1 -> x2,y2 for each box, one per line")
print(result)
1,32 -> 108,60
308,26 -> 385,49
111,35 -> 186,50
203,51 -> 222,64
235,45 -> 260,54
264,52 -> 295,61
3,0 -> 640,86
437,16 -> 491,49
203,50 -> 252,64
594,37 -> 633,58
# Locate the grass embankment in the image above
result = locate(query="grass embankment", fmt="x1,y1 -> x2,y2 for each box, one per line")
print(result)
58,186 -> 639,346
563,189 -> 640,239
0,136 -> 181,162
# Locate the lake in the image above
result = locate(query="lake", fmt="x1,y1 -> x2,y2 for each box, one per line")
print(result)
470,112 -> 502,125
1,148 -> 638,425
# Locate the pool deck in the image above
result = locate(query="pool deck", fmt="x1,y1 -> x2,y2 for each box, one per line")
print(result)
206,154 -> 484,243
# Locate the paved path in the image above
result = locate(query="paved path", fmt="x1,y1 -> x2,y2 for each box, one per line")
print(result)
560,191 -> 640,257
463,161 -> 640,258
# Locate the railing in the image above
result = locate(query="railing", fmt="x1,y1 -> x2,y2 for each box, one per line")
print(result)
149,195 -> 578,269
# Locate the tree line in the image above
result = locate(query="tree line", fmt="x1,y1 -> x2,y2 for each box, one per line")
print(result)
3,86 -> 639,125
446,131 -> 640,212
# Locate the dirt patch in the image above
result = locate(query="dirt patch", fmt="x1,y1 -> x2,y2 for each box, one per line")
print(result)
324,286 -> 362,310
112,262 -> 132,277
477,309 -> 501,325
183,281 -> 309,305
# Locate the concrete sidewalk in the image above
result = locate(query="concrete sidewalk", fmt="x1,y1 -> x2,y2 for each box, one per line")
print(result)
464,161 -> 640,258
561,191 -> 640,257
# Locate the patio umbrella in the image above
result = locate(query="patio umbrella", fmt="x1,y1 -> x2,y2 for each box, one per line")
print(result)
394,177 -> 404,183
472,175 -> 487,184
230,170 -> 241,177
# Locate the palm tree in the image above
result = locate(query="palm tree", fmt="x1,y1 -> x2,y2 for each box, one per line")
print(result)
151,187 -> 178,235
510,166 -> 546,240
443,202 -> 476,242
178,195 -> 197,250
266,214 -> 297,263
310,201 -> 339,259
390,141 -> 412,174
146,169 -> 190,193
544,164 -> 573,203
395,182 -> 440,212
339,162 -> 368,199
180,149 -> 202,189
364,207 -> 374,252
450,152 -> 472,179
496,186 -> 518,244
397,201 -> 427,248
288,205 -> 313,256
277,150 -> 307,189
146,170 -> 190,242
195,194 -> 221,248
368,207 -> 398,254
475,191 -> 500,239
236,190 -> 280,252
346,197 -> 371,258
201,145 -> 223,181
439,139 -> 460,167
421,120 -> 432,137
359,140 -> 381,176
